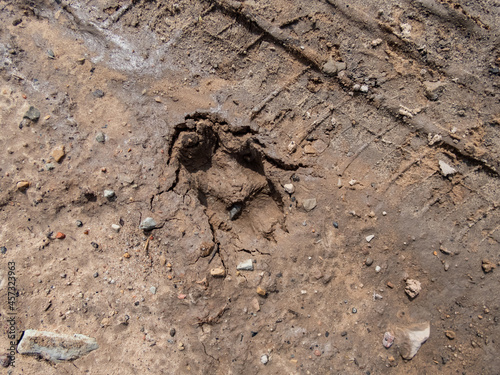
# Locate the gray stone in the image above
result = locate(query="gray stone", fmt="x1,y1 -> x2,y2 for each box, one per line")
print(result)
237,259 -> 254,271
423,81 -> 445,101
229,204 -> 242,220
150,286 -> 157,295
17,329 -> 98,362
260,354 -> 269,364
302,198 -> 317,212
92,89 -> 104,98
322,58 -> 338,76
365,257 -> 373,266
103,190 -> 115,199
366,234 -> 375,242
96,132 -> 106,143
0,353 -> 10,367
45,163 -> 55,171
139,217 -> 157,231
111,224 -> 121,232
24,106 -> 40,122
335,61 -> 347,72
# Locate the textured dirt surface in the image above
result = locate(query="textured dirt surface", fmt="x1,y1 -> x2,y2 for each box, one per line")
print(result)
0,0 -> 500,374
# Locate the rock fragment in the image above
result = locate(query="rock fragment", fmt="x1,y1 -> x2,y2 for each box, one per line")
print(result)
256,286 -> 267,296
210,267 -> 226,277
95,132 -> 106,143
482,259 -> 496,273
405,279 -> 421,299
0,353 -> 10,367
283,184 -> 295,194
111,224 -> 121,232
302,198 -> 317,212
16,181 -> 30,191
139,217 -> 157,231
237,259 -> 254,271
395,322 -> 430,360
423,81 -> 446,101
366,234 -> 375,242
322,58 -> 338,75
103,190 -> 115,199
383,331 -> 394,348
260,354 -> 269,364
445,330 -> 456,340
51,145 -> 66,162
439,160 -> 456,176
24,106 -> 40,122
17,329 -> 98,362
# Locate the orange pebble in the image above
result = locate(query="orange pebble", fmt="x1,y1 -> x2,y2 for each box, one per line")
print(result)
55,232 -> 66,239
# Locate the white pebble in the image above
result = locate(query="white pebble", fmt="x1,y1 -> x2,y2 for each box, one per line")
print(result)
375,266 -> 381,273
283,184 -> 295,194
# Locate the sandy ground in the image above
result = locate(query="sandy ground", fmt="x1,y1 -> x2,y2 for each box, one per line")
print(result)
0,0 -> 499,374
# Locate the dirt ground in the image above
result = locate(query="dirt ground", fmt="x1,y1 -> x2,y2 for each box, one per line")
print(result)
0,0 -> 499,374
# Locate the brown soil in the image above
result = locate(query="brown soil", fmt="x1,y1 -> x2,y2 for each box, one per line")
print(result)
1,0 -> 499,374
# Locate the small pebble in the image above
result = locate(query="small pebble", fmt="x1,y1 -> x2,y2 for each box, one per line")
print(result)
375,266 -> 381,273
170,328 -> 176,337
55,232 -> 66,239
96,132 -> 106,143
333,221 -> 339,229
383,331 -> 395,348
365,257 -> 373,266
0,246 -> 7,254
24,106 -> 40,121
139,217 -> 157,231
366,234 -> 375,242
261,354 -> 269,364
93,272 -> 99,278
210,267 -> 226,277
284,184 -> 295,194
150,286 -> 157,295
16,181 -> 30,191
51,145 -> 65,162
111,224 -> 121,232
76,220 -> 83,227
93,89 -> 105,98
352,307 -> 357,314
237,259 -> 254,271
445,330 -> 456,340
104,190 -> 115,199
